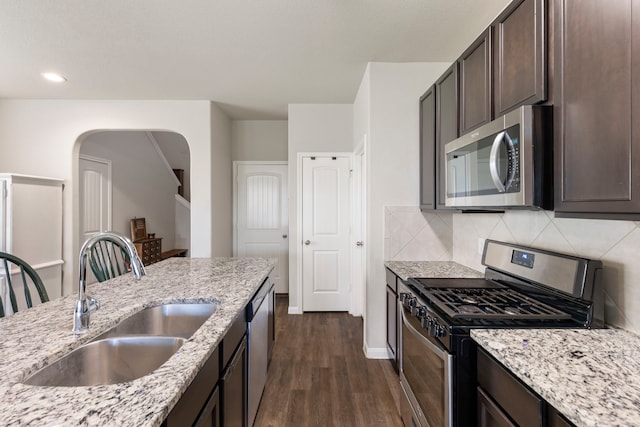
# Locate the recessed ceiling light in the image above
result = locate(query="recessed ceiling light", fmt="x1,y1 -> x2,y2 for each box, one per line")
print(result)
41,72 -> 67,83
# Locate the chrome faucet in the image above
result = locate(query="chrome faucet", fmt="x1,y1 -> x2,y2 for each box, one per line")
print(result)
73,231 -> 146,333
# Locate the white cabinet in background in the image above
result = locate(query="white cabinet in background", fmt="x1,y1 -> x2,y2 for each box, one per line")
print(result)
0,174 -> 64,313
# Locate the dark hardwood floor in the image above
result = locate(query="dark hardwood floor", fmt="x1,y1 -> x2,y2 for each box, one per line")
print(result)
254,295 -> 403,427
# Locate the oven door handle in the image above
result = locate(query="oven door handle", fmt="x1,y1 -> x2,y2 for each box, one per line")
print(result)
401,307 -> 448,360
489,131 -> 516,193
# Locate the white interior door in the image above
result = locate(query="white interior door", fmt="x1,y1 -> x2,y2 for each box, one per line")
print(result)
79,155 -> 112,280
235,163 -> 289,293
302,156 -> 350,312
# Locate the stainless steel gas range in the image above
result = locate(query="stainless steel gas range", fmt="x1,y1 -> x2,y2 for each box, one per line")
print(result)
398,240 -> 604,427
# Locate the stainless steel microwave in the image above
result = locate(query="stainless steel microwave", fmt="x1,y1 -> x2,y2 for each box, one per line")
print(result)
444,105 -> 553,210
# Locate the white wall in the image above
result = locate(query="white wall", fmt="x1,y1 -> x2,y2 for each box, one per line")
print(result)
232,120 -> 288,161
287,104 -> 353,313
152,131 -> 191,201
0,99 -> 214,296
80,131 -> 177,249
210,103 -> 233,257
357,62 -> 450,356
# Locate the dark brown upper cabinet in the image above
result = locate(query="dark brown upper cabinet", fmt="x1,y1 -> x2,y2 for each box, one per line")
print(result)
493,0 -> 547,117
435,65 -> 458,209
419,85 -> 436,210
554,0 -> 640,218
458,28 -> 492,136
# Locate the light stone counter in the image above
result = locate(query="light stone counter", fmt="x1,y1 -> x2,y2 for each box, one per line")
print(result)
0,257 -> 274,426
472,328 -> 640,427
384,260 -> 483,281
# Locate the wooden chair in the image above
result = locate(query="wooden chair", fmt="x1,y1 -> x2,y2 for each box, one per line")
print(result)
0,251 -> 49,317
88,239 -> 133,282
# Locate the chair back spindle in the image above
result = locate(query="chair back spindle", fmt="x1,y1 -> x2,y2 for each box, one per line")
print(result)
0,252 -> 49,317
88,240 -> 132,282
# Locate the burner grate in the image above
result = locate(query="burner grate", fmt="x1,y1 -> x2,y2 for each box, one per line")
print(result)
422,288 -> 571,320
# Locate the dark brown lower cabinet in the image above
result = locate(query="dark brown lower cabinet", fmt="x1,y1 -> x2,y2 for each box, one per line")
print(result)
385,268 -> 399,370
477,386 -> 516,427
477,348 -> 577,427
165,347 -> 220,426
547,406 -> 574,427
194,387 -> 220,427
221,336 -> 248,427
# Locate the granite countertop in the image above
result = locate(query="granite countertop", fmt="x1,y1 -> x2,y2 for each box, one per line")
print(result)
0,257 -> 274,426
472,328 -> 640,427
384,260 -> 483,281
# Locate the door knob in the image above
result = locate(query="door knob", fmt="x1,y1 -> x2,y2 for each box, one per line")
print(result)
282,234 -> 288,239
356,241 -> 364,247
304,240 -> 311,245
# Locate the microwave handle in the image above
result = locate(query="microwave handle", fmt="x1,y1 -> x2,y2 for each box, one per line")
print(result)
489,131 -> 516,192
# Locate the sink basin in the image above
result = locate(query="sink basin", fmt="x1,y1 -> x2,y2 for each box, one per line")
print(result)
23,336 -> 185,387
97,303 -> 219,339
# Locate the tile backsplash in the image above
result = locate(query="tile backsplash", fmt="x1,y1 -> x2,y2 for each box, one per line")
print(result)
384,206 -> 453,261
384,206 -> 640,334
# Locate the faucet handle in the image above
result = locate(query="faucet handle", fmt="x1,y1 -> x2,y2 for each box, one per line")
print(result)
87,296 -> 100,312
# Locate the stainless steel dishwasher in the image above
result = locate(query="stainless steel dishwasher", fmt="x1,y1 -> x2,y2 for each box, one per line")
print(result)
246,278 -> 274,426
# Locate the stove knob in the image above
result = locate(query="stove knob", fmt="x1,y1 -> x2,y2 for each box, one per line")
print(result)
421,315 -> 432,329
412,304 -> 425,317
406,296 -> 417,309
434,325 -> 447,338
418,306 -> 427,318
428,319 -> 446,338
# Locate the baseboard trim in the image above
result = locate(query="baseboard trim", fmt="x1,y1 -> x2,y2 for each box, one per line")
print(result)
288,306 -> 302,314
363,344 -> 392,360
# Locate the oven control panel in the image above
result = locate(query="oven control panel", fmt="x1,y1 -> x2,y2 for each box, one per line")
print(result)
401,290 -> 447,339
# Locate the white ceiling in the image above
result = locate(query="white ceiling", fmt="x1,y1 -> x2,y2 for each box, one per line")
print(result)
0,0 -> 511,119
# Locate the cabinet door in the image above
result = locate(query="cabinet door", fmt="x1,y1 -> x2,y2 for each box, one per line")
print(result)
459,28 -> 492,135
477,349 -> 543,427
555,0 -> 640,216
548,406 -> 576,427
477,387 -> 516,427
493,0 -> 546,117
194,387 -> 220,427
221,336 -> 247,427
386,285 -> 397,363
435,64 -> 458,208
419,85 -> 436,210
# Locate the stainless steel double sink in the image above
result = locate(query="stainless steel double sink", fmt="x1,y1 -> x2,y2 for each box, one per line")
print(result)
24,303 -> 218,387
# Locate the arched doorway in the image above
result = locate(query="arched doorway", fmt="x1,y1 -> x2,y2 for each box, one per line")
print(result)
76,130 -> 190,283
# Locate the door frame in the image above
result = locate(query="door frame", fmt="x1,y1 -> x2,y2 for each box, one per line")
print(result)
296,152 -> 361,314
232,161 -> 288,256
351,138 -> 367,317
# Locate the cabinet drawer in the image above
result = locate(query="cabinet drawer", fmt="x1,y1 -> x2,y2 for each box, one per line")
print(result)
222,314 -> 247,370
477,349 -> 543,427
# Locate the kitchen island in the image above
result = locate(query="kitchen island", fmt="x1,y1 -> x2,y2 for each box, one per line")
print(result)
472,328 -> 640,426
0,257 -> 273,426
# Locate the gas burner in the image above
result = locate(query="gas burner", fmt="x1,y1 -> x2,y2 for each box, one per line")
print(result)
458,305 -> 484,314
461,296 -> 479,305
503,306 -> 521,316
422,287 -> 572,320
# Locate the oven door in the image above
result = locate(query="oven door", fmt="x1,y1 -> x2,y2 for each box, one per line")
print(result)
399,301 -> 453,427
